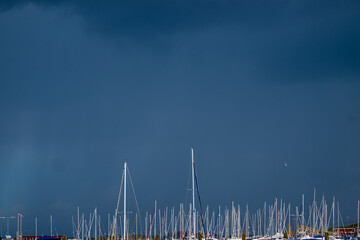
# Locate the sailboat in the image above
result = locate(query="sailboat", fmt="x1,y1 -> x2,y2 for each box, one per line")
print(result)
110,162 -> 128,240
180,148 -> 209,240
190,148 -> 197,240
110,162 -> 141,240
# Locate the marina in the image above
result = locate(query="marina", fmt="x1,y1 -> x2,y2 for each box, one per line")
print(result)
2,150 -> 359,240
1,3 -> 359,240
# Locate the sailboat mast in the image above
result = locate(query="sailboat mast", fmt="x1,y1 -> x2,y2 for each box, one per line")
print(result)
124,162 -> 127,240
332,197 -> 335,236
191,148 -> 196,237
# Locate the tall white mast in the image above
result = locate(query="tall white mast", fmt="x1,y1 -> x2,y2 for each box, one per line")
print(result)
337,202 -> 340,236
95,208 -> 97,240
332,197 -> 335,236
124,162 -> 127,240
20,214 -> 22,237
155,201 -> 157,238
77,207 -> 80,239
302,194 -> 305,234
191,148 -> 196,237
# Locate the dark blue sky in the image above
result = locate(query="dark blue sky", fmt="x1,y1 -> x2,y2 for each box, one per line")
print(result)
1,0 -> 360,236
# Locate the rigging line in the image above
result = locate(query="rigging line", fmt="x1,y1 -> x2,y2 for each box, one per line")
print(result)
166,210 -> 174,234
193,161 -> 206,239
112,168 -> 124,238
127,167 -> 144,234
184,160 -> 192,211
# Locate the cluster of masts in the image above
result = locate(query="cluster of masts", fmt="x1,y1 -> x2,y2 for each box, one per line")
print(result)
71,194 -> 360,240
3,149 -> 359,240
69,149 -> 360,240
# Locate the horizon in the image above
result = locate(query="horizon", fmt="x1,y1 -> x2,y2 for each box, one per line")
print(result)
1,160 -> 359,237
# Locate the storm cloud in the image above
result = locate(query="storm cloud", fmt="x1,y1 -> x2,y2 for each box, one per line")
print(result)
0,0 -> 360,236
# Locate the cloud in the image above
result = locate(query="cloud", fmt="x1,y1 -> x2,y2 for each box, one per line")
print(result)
1,0 -> 346,37
1,1 -> 274,35
1,0 -> 359,82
